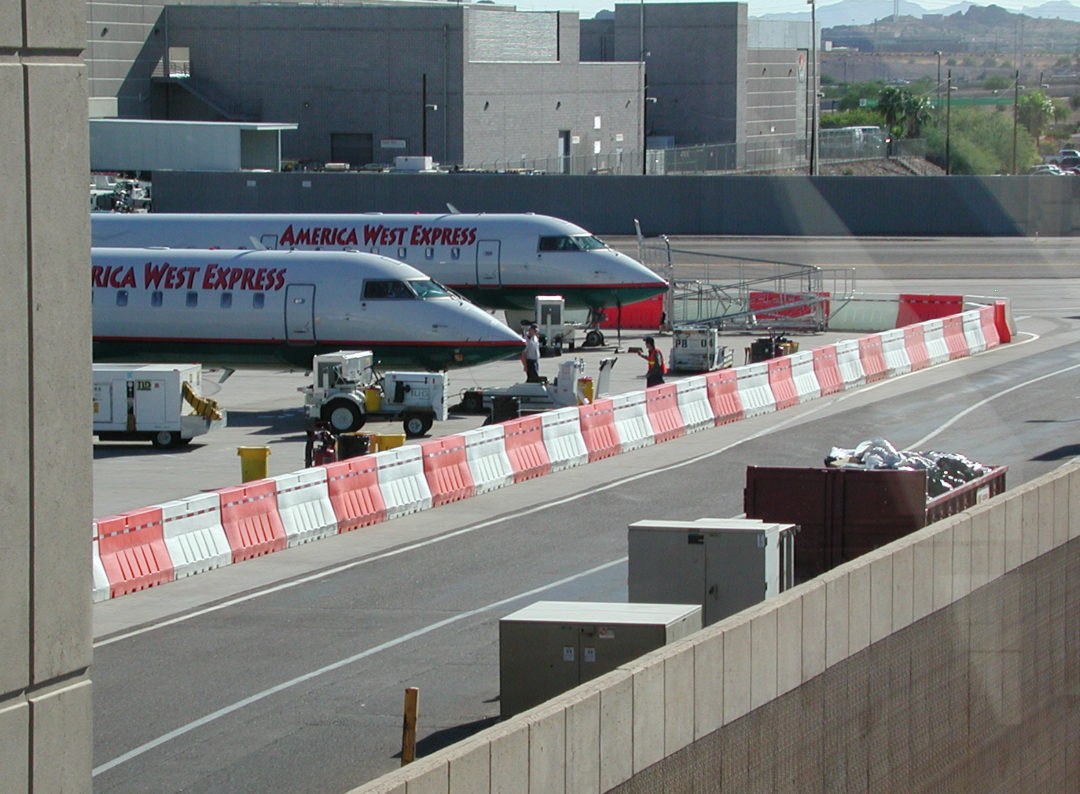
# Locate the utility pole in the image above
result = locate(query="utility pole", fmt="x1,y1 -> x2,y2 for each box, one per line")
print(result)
808,0 -> 818,176
1012,69 -> 1020,175
945,69 -> 952,176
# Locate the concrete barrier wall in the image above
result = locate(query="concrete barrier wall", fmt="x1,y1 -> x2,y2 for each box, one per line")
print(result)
153,172 -> 1080,237
350,462 -> 1080,793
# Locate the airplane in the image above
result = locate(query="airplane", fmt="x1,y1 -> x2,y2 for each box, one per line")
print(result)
91,212 -> 669,329
92,247 -> 525,371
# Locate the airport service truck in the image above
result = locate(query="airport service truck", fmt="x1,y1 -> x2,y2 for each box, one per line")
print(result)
92,363 -> 224,449
301,351 -> 448,437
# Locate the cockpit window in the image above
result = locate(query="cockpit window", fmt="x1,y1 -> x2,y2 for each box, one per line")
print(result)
362,279 -> 415,299
538,234 -> 608,252
409,278 -> 451,299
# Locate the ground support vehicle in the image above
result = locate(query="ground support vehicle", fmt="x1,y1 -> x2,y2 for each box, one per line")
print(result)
456,357 -> 616,416
93,363 -> 224,449
301,351 -> 448,437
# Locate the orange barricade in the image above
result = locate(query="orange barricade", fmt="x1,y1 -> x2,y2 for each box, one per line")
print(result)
95,507 -> 173,597
858,334 -> 887,383
502,415 -> 551,483
942,314 -> 969,359
704,369 -> 743,425
578,398 -> 622,462
421,435 -> 475,507
903,324 -> 931,371
645,383 -> 686,443
980,305 -> 1001,348
218,480 -> 287,563
896,294 -> 964,326
811,346 -> 844,396
994,300 -> 1011,343
325,455 -> 387,531
766,357 -> 799,411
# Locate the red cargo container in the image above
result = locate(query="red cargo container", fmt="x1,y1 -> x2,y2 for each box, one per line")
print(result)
743,465 -> 1007,583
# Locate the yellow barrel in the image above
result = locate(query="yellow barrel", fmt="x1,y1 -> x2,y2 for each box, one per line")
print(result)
375,433 -> 406,451
237,446 -> 271,482
364,388 -> 382,412
577,377 -> 595,404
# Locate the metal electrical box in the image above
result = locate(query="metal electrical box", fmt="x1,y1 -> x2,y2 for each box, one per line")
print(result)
499,601 -> 701,717
670,327 -> 729,372
627,518 -> 799,626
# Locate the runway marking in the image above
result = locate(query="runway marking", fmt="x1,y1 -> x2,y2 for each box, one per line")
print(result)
93,557 -> 627,777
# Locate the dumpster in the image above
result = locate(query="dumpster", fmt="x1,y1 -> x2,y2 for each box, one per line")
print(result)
744,464 -> 1007,583
337,432 -> 371,459
373,433 -> 405,451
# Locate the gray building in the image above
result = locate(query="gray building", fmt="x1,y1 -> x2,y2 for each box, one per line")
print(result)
581,3 -> 814,156
86,1 -> 642,172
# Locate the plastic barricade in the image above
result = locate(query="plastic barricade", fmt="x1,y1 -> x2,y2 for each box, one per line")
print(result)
704,369 -> 744,424
218,480 -> 288,563
610,391 -> 656,452
961,309 -> 987,354
463,424 -> 515,495
645,383 -> 686,443
980,304 -> 1001,349
375,445 -> 433,520
942,314 -> 969,360
879,328 -> 911,377
896,294 -> 964,326
811,346 -> 843,396
734,362 -> 776,418
91,527 -> 112,602
160,492 -> 231,579
541,406 -> 590,471
578,398 -> 622,461
95,507 -> 174,597
272,468 -> 339,547
502,414 -> 551,483
994,300 -> 1012,343
766,357 -> 799,411
858,334 -> 887,383
903,324 -> 931,371
325,455 -> 387,531
421,435 -> 475,507
921,318 -> 950,365
787,350 -> 821,403
674,376 -> 715,434
834,339 -> 866,390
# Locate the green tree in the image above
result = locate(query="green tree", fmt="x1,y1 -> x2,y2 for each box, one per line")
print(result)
877,86 -> 907,134
902,93 -> 932,137
1016,91 -> 1055,143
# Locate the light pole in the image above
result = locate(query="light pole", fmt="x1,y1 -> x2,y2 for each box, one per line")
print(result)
808,0 -> 818,176
421,73 -> 438,159
945,69 -> 952,175
1012,70 -> 1020,174
935,50 -> 942,108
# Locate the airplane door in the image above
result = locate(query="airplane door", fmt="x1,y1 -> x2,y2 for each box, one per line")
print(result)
476,239 -> 501,288
285,284 -> 316,344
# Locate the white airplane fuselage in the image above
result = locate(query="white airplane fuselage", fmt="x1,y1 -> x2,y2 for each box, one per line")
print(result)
92,248 -> 524,370
91,212 -> 668,313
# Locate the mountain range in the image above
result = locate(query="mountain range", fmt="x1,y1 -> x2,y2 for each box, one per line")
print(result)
757,1 -> 1080,27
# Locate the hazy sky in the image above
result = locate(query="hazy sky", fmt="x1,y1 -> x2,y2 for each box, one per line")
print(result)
504,0 -> 1031,21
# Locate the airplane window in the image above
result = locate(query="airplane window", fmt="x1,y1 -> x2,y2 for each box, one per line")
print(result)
221,293 -> 233,309
252,293 -> 265,309
116,291 -> 128,307
151,291 -> 163,307
409,279 -> 451,299
538,236 -> 578,252
425,247 -> 435,260
186,291 -> 198,308
451,247 -> 460,260
398,247 -> 407,259
363,280 -> 415,299
573,234 -> 608,250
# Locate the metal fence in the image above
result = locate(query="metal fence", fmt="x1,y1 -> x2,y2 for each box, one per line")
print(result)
463,133 -> 924,176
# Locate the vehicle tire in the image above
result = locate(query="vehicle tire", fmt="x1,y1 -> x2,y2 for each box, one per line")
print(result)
322,398 -> 364,433
584,329 -> 604,347
461,391 -> 484,413
151,431 -> 181,450
403,413 -> 434,438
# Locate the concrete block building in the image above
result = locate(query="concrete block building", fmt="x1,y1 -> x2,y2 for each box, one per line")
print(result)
85,0 -> 642,172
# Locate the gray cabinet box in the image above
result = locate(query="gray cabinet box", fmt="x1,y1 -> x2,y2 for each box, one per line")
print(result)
628,518 -> 798,626
499,601 -> 702,717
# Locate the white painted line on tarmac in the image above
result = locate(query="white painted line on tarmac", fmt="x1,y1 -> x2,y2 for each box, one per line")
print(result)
92,556 -> 627,777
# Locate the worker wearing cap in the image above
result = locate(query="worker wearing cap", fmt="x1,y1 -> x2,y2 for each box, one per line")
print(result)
522,324 -> 542,383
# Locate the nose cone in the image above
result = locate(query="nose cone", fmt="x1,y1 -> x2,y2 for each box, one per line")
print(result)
446,298 -> 525,367
607,250 -> 668,306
